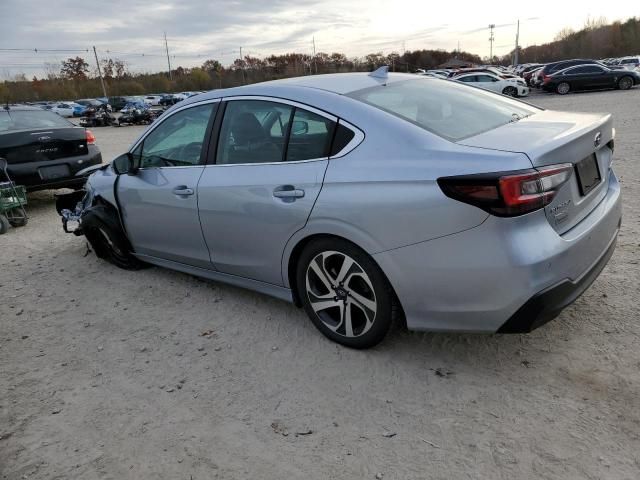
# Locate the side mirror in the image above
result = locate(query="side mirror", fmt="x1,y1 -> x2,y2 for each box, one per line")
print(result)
291,120 -> 309,135
112,152 -> 139,175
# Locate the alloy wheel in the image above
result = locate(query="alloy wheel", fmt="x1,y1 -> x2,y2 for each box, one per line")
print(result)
619,77 -> 632,90
305,250 -> 377,338
557,82 -> 570,95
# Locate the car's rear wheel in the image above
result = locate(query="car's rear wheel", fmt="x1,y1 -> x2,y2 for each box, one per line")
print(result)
502,86 -> 518,97
618,76 -> 633,90
296,238 -> 396,349
556,82 -> 571,95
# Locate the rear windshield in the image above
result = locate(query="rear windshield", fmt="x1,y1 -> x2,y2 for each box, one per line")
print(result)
0,110 -> 73,132
347,78 -> 539,142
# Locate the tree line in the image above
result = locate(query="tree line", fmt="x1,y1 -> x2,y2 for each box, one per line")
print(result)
1,16 -> 638,103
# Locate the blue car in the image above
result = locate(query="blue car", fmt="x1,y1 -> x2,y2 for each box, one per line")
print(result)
72,104 -> 87,117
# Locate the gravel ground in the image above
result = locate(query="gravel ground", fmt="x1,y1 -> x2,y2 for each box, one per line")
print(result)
1,89 -> 639,480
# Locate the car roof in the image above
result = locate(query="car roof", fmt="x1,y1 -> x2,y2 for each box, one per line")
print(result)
1,104 -> 44,112
556,63 -> 604,73
199,72 -> 421,98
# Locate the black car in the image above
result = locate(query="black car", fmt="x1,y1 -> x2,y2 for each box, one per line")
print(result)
542,64 -> 640,94
0,105 -> 102,191
159,94 -> 182,106
535,59 -> 626,85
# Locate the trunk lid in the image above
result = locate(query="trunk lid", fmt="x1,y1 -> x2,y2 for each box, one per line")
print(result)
458,110 -> 613,234
0,127 -> 89,164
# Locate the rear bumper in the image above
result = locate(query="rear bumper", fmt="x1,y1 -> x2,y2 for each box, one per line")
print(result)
373,170 -> 622,333
7,145 -> 102,191
497,227 -> 617,333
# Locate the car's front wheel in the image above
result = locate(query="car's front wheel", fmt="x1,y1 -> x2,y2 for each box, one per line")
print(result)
296,238 -> 396,349
556,82 -> 571,95
502,86 -> 518,97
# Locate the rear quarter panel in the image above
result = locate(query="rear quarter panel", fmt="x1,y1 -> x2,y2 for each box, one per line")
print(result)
281,105 -> 534,286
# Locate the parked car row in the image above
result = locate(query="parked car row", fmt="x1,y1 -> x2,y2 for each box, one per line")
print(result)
514,58 -> 640,95
27,91 -> 207,118
417,65 -> 530,97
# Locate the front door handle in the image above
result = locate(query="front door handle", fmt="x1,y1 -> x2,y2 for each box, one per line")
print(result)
273,185 -> 305,199
173,186 -> 194,196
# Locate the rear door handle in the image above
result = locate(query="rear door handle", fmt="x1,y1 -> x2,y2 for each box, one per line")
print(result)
173,186 -> 194,196
273,185 -> 305,199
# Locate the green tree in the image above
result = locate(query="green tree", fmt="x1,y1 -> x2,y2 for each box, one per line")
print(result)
60,57 -> 89,80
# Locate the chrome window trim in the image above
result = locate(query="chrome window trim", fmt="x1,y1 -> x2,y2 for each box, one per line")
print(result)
329,119 -> 365,159
203,157 -> 327,168
221,95 -> 338,122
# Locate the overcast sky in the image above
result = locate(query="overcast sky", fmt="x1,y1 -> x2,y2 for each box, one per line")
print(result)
0,0 -> 637,79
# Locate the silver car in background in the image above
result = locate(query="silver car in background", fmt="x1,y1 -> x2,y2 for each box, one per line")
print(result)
58,69 -> 622,348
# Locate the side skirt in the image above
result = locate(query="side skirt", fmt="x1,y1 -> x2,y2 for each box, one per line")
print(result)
134,253 -> 294,304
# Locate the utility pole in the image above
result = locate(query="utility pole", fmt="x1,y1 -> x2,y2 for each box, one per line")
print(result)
488,24 -> 495,63
92,46 -> 107,99
239,46 -> 246,84
514,19 -> 520,66
164,32 -> 172,80
312,37 -> 317,74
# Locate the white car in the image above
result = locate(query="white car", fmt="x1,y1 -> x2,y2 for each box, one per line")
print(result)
616,56 -> 640,71
143,95 -> 163,106
455,72 -> 529,97
50,102 -> 76,117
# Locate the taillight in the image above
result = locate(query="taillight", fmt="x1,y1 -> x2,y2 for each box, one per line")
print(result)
438,164 -> 573,217
85,129 -> 96,145
543,74 -> 551,83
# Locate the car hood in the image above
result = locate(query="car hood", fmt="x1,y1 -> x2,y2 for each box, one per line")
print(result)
457,109 -> 613,167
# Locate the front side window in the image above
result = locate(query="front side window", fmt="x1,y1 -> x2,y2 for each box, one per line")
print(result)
136,103 -> 216,168
348,78 -> 540,142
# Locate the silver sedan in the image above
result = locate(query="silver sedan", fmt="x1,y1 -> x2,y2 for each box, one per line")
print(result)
58,69 -> 622,348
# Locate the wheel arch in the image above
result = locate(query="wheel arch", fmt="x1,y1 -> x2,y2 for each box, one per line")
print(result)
283,231 -> 404,324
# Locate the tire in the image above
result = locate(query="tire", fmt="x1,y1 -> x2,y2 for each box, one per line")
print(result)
83,216 -> 145,270
556,82 -> 570,95
296,238 -> 397,349
0,215 -> 9,234
502,86 -> 518,97
618,76 -> 633,90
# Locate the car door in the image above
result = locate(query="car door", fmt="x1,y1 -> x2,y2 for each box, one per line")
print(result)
117,100 -> 219,268
475,75 -> 502,93
197,98 -> 336,285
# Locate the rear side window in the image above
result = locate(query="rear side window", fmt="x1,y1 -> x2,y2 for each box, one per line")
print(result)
286,108 -> 334,162
330,123 -> 355,156
348,78 -> 539,142
217,100 -> 337,164
0,110 -> 72,131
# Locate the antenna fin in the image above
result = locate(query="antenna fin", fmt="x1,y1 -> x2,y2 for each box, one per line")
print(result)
368,66 -> 389,79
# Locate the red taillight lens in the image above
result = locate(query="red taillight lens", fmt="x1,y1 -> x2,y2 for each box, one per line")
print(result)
85,129 -> 96,145
438,164 -> 573,217
542,74 -> 551,83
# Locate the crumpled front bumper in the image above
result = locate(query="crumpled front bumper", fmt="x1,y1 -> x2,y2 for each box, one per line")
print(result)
55,189 -> 91,234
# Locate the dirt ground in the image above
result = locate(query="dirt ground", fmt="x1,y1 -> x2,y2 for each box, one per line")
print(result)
1,89 -> 639,480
